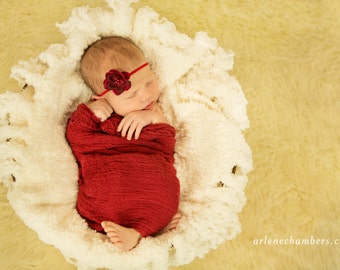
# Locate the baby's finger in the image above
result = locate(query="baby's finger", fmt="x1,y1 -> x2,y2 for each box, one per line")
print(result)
134,124 -> 144,140
126,121 -> 139,140
118,118 -> 131,137
117,119 -> 124,132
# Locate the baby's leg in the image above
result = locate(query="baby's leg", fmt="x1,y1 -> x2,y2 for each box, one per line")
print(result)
101,221 -> 141,251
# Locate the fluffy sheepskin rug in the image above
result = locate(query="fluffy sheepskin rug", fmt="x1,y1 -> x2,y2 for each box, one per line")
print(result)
0,0 -> 252,269
1,0 -> 339,269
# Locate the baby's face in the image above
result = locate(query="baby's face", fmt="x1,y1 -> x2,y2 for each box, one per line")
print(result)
103,66 -> 160,116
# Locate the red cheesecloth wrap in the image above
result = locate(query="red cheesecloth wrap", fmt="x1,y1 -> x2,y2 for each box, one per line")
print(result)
66,104 -> 180,237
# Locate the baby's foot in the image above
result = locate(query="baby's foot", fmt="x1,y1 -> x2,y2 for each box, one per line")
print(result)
101,221 -> 141,251
156,212 -> 181,235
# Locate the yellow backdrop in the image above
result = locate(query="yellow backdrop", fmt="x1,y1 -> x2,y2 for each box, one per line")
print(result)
0,0 -> 339,269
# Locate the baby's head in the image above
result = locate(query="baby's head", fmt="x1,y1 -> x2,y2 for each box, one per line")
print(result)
80,36 -> 160,116
81,36 -> 146,95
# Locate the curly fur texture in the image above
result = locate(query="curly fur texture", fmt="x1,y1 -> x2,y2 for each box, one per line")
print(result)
1,0 -> 339,270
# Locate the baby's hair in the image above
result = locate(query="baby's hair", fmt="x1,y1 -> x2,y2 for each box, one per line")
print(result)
80,36 -> 145,94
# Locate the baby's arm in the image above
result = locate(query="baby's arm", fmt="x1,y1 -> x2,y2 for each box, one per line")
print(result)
118,104 -> 168,140
66,101 -> 114,156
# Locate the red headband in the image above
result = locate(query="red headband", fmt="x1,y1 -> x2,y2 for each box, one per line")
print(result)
100,62 -> 149,96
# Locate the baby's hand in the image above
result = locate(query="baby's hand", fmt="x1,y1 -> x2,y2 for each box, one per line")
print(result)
87,99 -> 113,122
118,107 -> 167,140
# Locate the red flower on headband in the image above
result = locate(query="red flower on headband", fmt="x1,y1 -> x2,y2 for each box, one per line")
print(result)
103,70 -> 131,95
99,63 -> 149,97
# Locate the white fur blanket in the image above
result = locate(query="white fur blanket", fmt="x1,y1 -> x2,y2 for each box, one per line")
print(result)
0,0 -> 252,269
